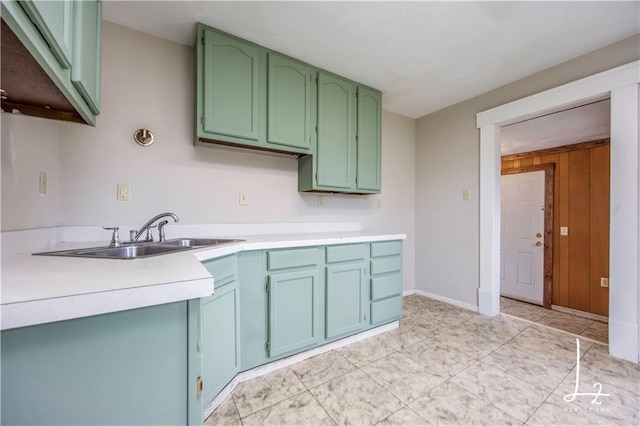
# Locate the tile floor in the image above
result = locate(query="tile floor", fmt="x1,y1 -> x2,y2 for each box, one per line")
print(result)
500,297 -> 608,344
205,294 -> 638,426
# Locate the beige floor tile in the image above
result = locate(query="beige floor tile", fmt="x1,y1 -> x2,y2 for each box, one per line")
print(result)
408,381 -> 520,425
421,304 -> 477,326
400,337 -> 477,376
290,350 -> 355,389
580,321 -> 609,344
578,344 -> 640,396
502,302 -> 551,322
309,369 -> 403,425
241,391 -> 334,426
527,398 -> 616,425
466,313 -> 529,341
504,325 -> 592,369
451,362 -> 551,422
376,324 -> 427,350
204,397 -> 241,426
433,326 -> 506,359
500,296 -> 521,310
377,407 -> 429,425
361,352 -> 448,403
536,311 -> 594,335
400,313 -> 452,336
232,368 -> 306,417
336,335 -> 395,367
480,344 -> 571,392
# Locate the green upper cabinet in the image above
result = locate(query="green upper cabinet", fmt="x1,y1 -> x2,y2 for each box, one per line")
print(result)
200,28 -> 262,141
356,86 -> 382,192
315,72 -> 355,190
2,0 -> 101,125
20,0 -> 74,69
71,0 -> 101,114
267,53 -> 313,151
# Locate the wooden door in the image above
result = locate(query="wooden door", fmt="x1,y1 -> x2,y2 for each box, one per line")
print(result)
267,53 -> 312,150
268,268 -> 321,357
356,86 -> 381,192
202,29 -> 261,141
326,262 -> 366,338
501,171 -> 545,304
316,72 -> 354,189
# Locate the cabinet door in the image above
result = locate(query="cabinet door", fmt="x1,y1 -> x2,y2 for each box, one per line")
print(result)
202,29 -> 261,141
202,281 -> 240,406
326,262 -> 366,338
356,86 -> 382,192
71,0 -> 101,114
316,72 -> 355,189
20,0 -> 74,68
268,269 -> 321,357
267,53 -> 312,150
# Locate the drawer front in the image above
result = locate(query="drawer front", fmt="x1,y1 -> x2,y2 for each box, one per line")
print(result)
267,248 -> 318,270
371,273 -> 402,301
202,255 -> 238,288
371,295 -> 403,325
370,256 -> 402,276
326,244 -> 366,264
370,241 -> 402,258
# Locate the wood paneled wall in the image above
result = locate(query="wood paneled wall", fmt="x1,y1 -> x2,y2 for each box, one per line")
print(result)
502,140 -> 610,316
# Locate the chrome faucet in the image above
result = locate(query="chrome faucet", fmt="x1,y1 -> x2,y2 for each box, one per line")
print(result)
131,212 -> 179,242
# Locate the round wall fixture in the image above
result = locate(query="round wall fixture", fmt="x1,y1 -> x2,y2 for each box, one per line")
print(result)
133,129 -> 154,146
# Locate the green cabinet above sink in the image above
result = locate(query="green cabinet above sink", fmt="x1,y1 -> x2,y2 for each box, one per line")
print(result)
195,23 -> 382,194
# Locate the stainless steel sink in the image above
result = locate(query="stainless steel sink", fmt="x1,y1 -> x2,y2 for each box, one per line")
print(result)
160,238 -> 243,247
32,238 -> 244,259
33,244 -> 190,259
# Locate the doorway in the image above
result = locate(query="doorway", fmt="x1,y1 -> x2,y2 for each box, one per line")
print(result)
476,61 -> 639,362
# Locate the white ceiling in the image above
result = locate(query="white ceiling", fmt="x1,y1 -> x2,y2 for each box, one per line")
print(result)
501,99 -> 611,155
102,1 -> 639,119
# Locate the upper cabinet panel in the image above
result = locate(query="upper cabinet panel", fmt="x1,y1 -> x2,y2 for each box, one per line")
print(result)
316,72 -> 355,190
71,0 -> 101,114
356,86 -> 382,192
267,53 -> 312,151
20,0 -> 74,69
201,28 -> 261,141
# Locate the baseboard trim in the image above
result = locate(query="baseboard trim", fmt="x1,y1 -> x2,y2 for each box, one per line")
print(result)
402,289 -> 416,296
414,290 -> 478,312
203,321 -> 399,420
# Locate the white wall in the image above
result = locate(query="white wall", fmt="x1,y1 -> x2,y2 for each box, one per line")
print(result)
1,22 -> 417,289
415,34 -> 639,309
1,114 -> 61,231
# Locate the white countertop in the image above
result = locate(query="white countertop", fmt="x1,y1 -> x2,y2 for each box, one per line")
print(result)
1,231 -> 405,330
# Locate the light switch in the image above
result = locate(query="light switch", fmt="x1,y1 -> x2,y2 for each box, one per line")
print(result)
560,226 -> 568,236
462,189 -> 471,201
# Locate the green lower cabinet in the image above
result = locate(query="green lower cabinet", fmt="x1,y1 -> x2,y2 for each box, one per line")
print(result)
268,268 -> 322,357
202,281 -> 240,407
326,262 -> 367,338
1,302 -> 195,425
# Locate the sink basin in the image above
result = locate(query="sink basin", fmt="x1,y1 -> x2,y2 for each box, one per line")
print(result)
33,244 -> 190,260
160,238 -> 243,247
32,238 -> 243,259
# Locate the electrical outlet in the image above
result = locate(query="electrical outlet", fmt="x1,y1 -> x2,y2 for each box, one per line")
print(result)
39,172 -> 47,194
462,189 -> 471,201
117,184 -> 131,201
560,226 -> 569,236
239,192 -> 248,206
317,195 -> 324,207
600,277 -> 609,288
376,199 -> 382,209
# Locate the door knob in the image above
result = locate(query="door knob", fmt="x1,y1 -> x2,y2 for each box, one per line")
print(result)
535,241 -> 542,247
536,232 -> 542,238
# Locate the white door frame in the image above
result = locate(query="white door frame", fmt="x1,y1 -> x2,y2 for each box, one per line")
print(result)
476,61 -> 639,363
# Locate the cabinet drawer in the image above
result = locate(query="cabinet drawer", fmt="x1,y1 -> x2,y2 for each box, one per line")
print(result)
371,273 -> 402,301
267,248 -> 318,270
370,256 -> 402,275
371,295 -> 402,325
326,244 -> 366,263
370,241 -> 402,258
202,255 -> 238,288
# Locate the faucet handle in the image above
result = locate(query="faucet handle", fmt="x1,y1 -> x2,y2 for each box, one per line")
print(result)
144,225 -> 157,242
103,227 -> 121,247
